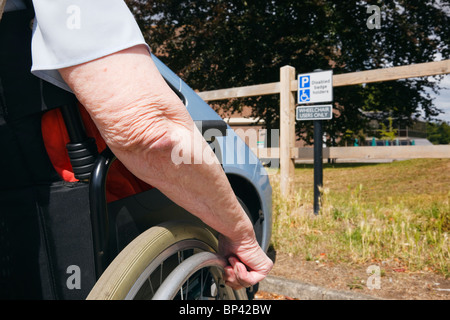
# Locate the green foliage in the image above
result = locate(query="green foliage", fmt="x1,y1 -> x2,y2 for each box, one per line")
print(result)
427,121 -> 450,144
379,117 -> 398,141
126,0 -> 450,142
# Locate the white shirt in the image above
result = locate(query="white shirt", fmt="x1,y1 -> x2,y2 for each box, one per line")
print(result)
30,0 -> 148,92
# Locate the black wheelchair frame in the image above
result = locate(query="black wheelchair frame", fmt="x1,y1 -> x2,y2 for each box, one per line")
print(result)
60,101 -> 230,288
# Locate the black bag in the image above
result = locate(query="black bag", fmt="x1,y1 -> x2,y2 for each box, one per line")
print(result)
0,8 -> 96,300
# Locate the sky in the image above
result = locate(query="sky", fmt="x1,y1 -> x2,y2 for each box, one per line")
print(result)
430,74 -> 450,123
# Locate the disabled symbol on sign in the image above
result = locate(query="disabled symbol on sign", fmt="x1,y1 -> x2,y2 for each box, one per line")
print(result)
299,89 -> 310,102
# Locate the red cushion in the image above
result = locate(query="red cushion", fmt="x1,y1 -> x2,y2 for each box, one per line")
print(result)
41,104 -> 153,203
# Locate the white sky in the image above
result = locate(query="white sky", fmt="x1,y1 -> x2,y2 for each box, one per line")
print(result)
431,74 -> 450,122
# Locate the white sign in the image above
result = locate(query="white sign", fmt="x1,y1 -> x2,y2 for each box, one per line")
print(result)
298,70 -> 333,104
296,105 -> 333,121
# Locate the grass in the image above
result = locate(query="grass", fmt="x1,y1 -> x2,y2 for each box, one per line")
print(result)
270,159 -> 450,278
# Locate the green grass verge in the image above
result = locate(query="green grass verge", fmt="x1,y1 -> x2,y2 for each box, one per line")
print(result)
270,159 -> 450,277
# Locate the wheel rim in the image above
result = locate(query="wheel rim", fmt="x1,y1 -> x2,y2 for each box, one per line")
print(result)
152,252 -> 231,300
125,240 -> 229,300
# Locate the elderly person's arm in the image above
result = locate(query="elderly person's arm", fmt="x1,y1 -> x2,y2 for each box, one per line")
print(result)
58,44 -> 272,289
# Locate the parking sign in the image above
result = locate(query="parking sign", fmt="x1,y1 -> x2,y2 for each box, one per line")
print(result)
298,75 -> 311,102
297,70 -> 333,104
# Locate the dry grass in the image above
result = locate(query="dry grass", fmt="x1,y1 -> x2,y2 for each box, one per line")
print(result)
270,159 -> 450,277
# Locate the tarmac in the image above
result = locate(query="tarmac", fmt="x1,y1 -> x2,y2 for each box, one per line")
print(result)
258,275 -> 383,300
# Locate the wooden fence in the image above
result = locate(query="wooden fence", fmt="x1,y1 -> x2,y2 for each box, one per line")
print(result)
198,59 -> 450,194
251,145 -> 450,160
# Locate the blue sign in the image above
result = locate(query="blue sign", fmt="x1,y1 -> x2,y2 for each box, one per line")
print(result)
298,75 -> 311,102
299,75 -> 310,88
298,89 -> 310,102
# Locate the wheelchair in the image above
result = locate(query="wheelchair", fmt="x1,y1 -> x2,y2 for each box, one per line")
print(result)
1,84 -> 272,301
0,10 -> 272,299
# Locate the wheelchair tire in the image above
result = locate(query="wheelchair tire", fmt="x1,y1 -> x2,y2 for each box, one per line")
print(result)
86,220 -> 247,300
152,251 -> 237,300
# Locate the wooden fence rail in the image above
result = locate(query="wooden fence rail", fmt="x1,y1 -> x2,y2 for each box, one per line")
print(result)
198,59 -> 450,101
251,145 -> 450,161
198,59 -> 450,194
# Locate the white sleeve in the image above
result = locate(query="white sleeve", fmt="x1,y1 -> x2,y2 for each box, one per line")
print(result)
30,0 -> 148,92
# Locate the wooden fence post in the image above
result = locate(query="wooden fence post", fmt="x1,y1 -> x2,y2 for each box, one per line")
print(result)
279,66 -> 296,195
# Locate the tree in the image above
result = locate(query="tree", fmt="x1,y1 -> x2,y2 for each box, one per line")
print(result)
379,117 -> 398,141
126,0 -> 450,145
427,121 -> 450,144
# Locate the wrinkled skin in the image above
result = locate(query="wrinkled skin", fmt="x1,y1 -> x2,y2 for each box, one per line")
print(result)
59,45 -> 273,289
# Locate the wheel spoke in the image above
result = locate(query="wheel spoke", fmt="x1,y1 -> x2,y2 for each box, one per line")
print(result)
160,261 -> 163,287
148,278 -> 154,296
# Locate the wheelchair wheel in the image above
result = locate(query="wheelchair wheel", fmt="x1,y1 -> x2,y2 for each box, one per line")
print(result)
86,221 -> 247,300
152,251 -> 244,300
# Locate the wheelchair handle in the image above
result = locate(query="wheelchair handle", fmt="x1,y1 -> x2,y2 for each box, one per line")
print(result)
60,103 -> 98,181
